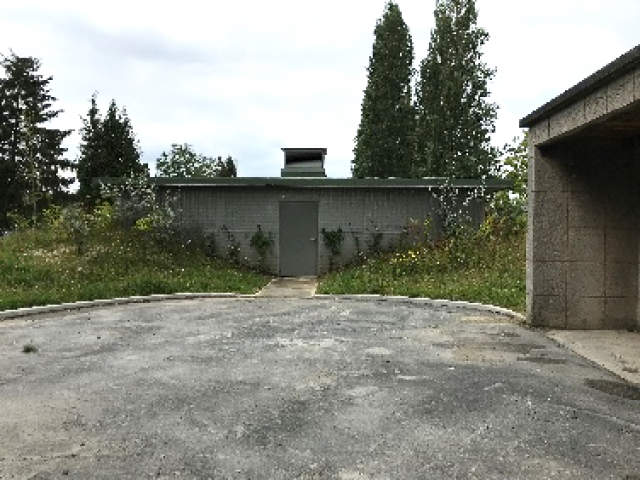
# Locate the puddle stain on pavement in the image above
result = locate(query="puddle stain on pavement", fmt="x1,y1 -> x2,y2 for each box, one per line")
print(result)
585,379 -> 640,401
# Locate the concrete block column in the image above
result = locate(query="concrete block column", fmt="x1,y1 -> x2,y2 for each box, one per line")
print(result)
527,138 -> 640,329
603,152 -> 640,330
522,45 -> 640,330
638,235 -> 640,329
527,144 -> 571,328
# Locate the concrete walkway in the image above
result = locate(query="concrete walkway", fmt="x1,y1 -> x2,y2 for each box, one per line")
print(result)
548,330 -> 640,384
256,277 -> 318,298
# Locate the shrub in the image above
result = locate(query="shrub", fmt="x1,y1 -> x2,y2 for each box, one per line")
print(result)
250,225 -> 273,272
100,175 -> 180,241
321,227 -> 344,270
221,225 -> 241,265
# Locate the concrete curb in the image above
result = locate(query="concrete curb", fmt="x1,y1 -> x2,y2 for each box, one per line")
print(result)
0,293 -> 254,320
314,294 -> 526,322
0,292 -> 525,322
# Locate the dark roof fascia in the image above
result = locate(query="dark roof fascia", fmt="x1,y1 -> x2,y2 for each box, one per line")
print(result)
520,44 -> 640,128
281,148 -> 328,154
111,177 -> 512,191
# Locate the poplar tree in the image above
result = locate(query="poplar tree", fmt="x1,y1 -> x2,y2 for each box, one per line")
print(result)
415,0 -> 498,178
352,1 -> 415,179
0,53 -> 73,228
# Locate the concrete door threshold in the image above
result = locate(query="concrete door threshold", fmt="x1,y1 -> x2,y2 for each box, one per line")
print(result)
255,277 -> 318,298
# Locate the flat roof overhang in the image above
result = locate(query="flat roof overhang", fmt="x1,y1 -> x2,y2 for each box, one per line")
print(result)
520,45 -> 640,131
97,177 -> 512,193
281,148 -> 328,154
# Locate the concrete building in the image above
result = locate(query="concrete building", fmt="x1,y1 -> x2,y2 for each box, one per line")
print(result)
521,45 -> 640,330
155,148 -> 509,276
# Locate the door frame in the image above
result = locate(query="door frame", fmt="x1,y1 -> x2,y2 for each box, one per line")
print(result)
278,201 -> 319,277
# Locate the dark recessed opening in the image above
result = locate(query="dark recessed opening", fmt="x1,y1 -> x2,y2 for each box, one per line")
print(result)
286,152 -> 322,164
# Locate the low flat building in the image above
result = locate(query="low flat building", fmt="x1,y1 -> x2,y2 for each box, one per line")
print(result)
152,148 -> 509,276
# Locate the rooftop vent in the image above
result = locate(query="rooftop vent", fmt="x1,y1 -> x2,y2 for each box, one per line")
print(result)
281,148 -> 327,177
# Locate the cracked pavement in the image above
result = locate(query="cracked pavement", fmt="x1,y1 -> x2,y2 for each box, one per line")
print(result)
0,298 -> 639,479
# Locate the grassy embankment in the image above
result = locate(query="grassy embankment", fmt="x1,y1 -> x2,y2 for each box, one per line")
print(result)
0,226 -> 270,311
1,221 -> 525,313
318,227 -> 525,313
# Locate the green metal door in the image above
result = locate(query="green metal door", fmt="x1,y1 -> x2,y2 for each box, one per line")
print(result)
279,201 -> 318,276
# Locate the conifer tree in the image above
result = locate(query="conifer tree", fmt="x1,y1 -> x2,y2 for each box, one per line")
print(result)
352,1 -> 415,178
415,0 -> 498,178
0,52 -> 73,228
215,155 -> 237,178
77,94 -> 147,203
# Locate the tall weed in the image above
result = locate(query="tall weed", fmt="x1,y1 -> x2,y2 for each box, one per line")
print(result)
319,217 -> 525,312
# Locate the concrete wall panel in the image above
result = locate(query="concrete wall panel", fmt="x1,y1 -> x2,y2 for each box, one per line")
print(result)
606,228 -> 639,262
607,71 -> 636,112
605,262 -> 638,298
529,192 -> 568,261
549,102 -> 585,139
567,296 -> 605,329
529,147 -> 571,193
605,297 -> 637,330
529,121 -> 550,146
567,262 -> 605,298
605,197 -> 640,229
568,192 -> 605,228
530,261 -> 567,297
568,228 -> 605,262
584,90 -> 608,123
530,295 -> 566,328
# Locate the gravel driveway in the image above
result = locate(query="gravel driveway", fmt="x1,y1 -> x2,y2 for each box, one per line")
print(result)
1,298 -> 639,479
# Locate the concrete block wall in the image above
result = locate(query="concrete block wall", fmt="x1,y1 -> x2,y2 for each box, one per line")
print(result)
178,187 -> 281,272
523,46 -> 640,330
528,137 -> 640,330
175,186 -> 484,276
316,188 -> 442,273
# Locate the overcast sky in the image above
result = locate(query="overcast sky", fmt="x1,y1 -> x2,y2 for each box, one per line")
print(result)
1,1 -> 638,180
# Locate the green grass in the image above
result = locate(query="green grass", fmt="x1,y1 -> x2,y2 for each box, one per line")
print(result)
318,230 -> 525,313
1,221 -> 525,313
0,227 -> 270,311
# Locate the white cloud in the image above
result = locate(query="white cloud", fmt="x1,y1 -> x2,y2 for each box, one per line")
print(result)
1,0 -> 638,179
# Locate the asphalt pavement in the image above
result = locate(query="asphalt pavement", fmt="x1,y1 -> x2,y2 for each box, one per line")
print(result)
0,297 -> 639,479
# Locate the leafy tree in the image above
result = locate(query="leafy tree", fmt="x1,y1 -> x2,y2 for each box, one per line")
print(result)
76,93 -> 147,204
156,143 -> 216,177
156,144 -> 237,178
0,52 -> 73,228
352,1 -> 415,179
415,0 -> 498,179
499,133 -> 528,200
490,133 -> 528,233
